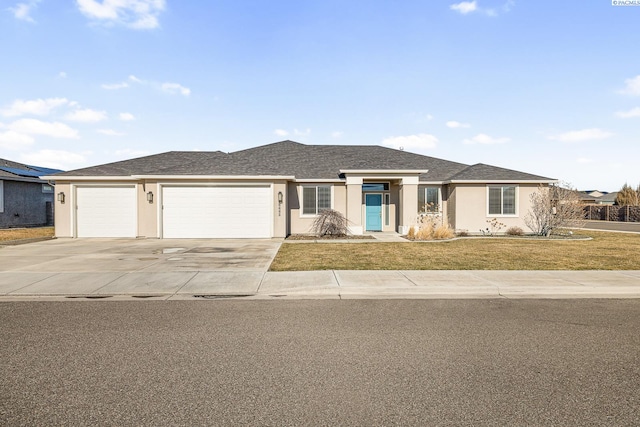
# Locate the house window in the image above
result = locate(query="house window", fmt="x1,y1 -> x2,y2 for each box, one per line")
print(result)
362,183 -> 389,191
418,186 -> 441,213
42,184 -> 53,193
384,194 -> 390,226
488,186 -> 517,215
302,185 -> 331,215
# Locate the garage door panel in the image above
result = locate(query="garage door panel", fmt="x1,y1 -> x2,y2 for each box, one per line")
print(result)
76,187 -> 137,238
162,186 -> 271,238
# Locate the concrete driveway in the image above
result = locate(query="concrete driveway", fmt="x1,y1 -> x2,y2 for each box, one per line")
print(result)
0,238 -> 282,297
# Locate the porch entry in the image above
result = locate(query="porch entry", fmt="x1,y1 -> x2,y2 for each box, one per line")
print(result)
365,193 -> 383,231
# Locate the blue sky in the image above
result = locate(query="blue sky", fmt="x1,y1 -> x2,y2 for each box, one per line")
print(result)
1,0 -> 638,191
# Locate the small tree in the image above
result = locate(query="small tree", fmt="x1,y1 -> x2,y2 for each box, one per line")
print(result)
524,183 -> 585,236
615,183 -> 640,206
310,209 -> 349,236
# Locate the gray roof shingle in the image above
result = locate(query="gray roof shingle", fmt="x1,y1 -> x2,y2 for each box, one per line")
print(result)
52,140 -> 553,182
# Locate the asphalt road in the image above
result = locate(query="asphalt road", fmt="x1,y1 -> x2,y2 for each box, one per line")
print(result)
2,300 -> 639,426
581,220 -> 640,233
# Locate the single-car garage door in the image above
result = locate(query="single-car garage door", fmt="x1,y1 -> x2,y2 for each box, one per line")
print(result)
76,186 -> 137,237
162,186 -> 272,238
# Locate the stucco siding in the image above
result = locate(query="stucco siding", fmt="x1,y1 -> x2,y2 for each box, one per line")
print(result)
452,183 -> 543,234
288,182 -> 346,235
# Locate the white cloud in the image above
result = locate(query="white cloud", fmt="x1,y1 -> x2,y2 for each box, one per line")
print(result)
450,0 -> 513,17
129,75 -> 144,83
382,134 -> 438,150
0,130 -> 34,149
161,82 -> 191,96
274,129 -> 289,137
97,129 -> 124,136
576,158 -> 594,164
9,1 -> 39,23
446,120 -> 470,128
119,112 -> 135,121
615,107 -> 640,118
426,114 -> 434,121
8,119 -> 79,139
331,131 -> 343,138
548,128 -> 613,142
463,133 -> 510,144
621,75 -> 640,96
101,81 -> 129,90
58,71 -> 67,79
75,0 -> 166,30
450,1 -> 477,14
19,149 -> 87,171
1,98 -> 70,117
66,108 -> 107,122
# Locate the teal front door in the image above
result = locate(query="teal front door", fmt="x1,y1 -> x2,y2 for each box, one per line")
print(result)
365,194 -> 383,231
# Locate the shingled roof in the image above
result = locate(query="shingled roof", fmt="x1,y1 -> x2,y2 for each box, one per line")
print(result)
53,140 -> 553,182
0,158 -> 63,182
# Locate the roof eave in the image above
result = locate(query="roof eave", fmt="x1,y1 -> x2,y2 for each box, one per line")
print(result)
340,169 -> 429,174
447,179 -> 558,184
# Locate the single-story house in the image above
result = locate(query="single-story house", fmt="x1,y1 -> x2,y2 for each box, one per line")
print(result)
0,159 -> 63,228
44,140 -> 556,238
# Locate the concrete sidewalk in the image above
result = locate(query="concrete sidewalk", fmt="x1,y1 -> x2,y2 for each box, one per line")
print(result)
1,269 -> 639,300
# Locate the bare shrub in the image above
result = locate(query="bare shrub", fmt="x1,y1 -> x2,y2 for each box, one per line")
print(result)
506,226 -> 524,236
415,226 -> 433,240
433,223 -> 455,239
407,226 -> 416,239
310,209 -> 349,236
525,183 -> 586,236
456,230 -> 469,237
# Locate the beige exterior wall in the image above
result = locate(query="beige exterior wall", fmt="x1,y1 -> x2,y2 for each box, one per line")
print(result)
399,183 -> 418,234
447,185 -> 457,229
288,182 -> 347,235
451,183 -> 543,234
53,182 -> 72,238
138,181 -> 158,237
272,181 -> 287,238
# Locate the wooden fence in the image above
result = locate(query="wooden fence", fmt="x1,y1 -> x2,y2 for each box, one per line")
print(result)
583,205 -> 640,222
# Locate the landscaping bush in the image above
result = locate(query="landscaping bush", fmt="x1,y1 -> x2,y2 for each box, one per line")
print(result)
433,223 -> 455,239
310,209 -> 349,236
506,226 -> 524,236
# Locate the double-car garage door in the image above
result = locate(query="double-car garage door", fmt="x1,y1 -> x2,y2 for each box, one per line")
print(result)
75,185 -> 272,238
162,186 -> 271,238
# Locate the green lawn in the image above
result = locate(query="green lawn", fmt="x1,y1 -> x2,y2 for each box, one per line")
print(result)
270,231 -> 640,271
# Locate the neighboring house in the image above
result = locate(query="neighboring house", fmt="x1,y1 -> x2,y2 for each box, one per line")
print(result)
0,159 -> 63,228
599,192 -> 618,205
577,190 -> 618,205
44,141 -> 555,238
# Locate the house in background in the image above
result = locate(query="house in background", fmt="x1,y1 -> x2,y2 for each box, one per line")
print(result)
577,190 -> 618,205
44,140 -> 556,238
0,159 -> 63,228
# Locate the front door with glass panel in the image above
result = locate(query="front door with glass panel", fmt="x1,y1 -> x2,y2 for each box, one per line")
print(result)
365,193 -> 383,231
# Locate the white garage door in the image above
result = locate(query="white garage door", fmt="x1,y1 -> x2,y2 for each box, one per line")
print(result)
76,186 -> 137,237
162,186 -> 272,238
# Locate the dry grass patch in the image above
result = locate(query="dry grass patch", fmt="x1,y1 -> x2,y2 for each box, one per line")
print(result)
0,227 -> 54,242
270,231 -> 640,271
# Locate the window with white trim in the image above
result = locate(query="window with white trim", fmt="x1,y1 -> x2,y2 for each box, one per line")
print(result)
302,185 -> 331,215
418,186 -> 441,213
488,185 -> 517,215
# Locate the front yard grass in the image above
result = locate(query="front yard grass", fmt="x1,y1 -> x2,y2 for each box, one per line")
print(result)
0,227 -> 54,242
269,231 -> 640,271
